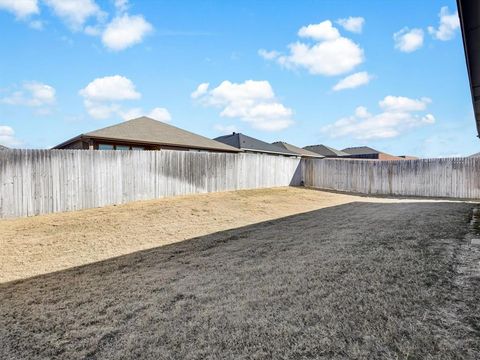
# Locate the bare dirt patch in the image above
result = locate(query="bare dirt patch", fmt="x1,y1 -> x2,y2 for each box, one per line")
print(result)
0,187 -> 429,283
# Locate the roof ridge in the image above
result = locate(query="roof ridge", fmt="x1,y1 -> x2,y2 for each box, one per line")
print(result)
215,133 -> 297,155
58,116 -> 240,152
86,116 -> 196,137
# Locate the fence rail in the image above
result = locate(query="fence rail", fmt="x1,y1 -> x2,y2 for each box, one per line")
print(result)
0,149 -> 302,218
303,157 -> 480,199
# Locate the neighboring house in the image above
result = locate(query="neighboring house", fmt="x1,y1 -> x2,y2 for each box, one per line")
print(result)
214,133 -> 298,157
342,146 -> 404,160
53,117 -> 240,153
0,145 -> 9,150
272,141 -> 324,159
469,152 -> 480,158
303,144 -> 349,158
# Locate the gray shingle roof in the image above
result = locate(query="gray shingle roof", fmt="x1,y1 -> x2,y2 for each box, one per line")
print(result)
214,133 -> 298,156
303,144 -> 349,157
342,146 -> 381,155
469,152 -> 480,158
55,117 -> 240,152
0,144 -> 9,150
272,141 -> 324,158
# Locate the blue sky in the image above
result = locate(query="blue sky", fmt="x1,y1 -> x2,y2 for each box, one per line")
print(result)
0,0 -> 478,157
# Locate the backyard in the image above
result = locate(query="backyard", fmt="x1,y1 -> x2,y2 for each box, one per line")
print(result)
1,186 -> 420,283
1,0 -> 479,358
1,188 -> 479,359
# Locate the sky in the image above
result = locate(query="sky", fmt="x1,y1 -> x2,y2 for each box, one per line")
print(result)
0,0 -> 478,157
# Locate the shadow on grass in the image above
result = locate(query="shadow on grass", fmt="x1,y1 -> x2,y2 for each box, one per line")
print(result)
1,201 -> 479,359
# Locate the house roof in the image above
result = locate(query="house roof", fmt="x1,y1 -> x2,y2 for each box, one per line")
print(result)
342,146 -> 381,155
0,144 -> 9,150
214,133 -> 298,156
457,0 -> 480,137
54,117 -> 240,152
272,141 -> 324,158
469,152 -> 480,158
303,144 -> 349,157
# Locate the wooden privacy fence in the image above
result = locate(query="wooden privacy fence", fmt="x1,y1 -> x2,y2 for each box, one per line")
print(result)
2,150 -> 479,218
303,157 -> 480,199
0,149 -> 302,218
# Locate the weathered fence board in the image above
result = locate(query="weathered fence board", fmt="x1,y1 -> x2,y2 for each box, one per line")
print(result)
303,157 -> 480,199
0,149 -> 302,218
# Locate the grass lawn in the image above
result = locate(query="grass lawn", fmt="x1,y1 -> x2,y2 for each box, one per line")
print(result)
0,187 -> 422,283
1,200 -> 479,359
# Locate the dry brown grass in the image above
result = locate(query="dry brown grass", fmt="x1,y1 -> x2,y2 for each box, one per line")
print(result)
1,201 -> 478,359
0,187 -> 433,283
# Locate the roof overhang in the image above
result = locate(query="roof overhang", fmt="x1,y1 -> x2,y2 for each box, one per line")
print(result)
457,0 -> 480,138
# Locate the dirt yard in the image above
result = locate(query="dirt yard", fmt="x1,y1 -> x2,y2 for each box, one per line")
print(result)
1,198 -> 479,359
0,187 -> 433,283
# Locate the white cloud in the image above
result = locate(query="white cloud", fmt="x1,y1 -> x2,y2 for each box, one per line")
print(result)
79,75 -> 140,102
114,0 -> 129,13
101,14 -> 153,51
332,71 -> 372,91
0,125 -> 21,147
394,27 -> 424,53
428,6 -> 459,41
23,82 -> 56,105
2,82 -> 56,107
120,107 -> 171,122
191,82 -> 209,99
43,0 -> 105,31
261,20 -> 364,76
337,16 -> 365,33
214,124 -> 238,134
208,80 -> 274,104
281,38 -> 364,76
379,96 -> 431,112
193,80 -> 294,132
79,75 -> 141,119
355,106 -> 371,118
79,75 -> 170,121
298,20 -> 340,41
322,96 -> 435,140
0,0 -> 38,18
1,0 -> 152,51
